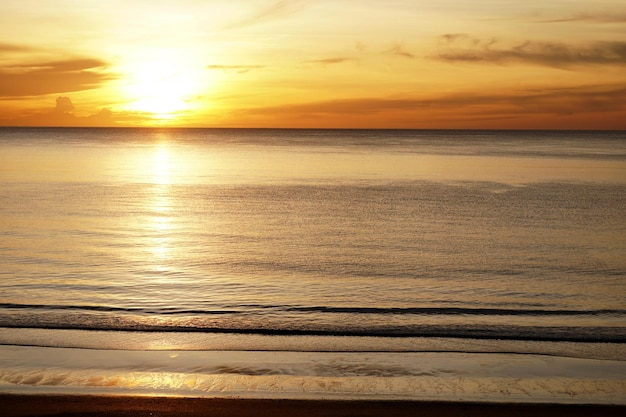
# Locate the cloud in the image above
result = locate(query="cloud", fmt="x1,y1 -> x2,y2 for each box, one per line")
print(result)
303,57 -> 353,65
0,43 -> 36,53
222,0 -> 306,30
386,43 -> 416,59
4,96 -> 115,127
206,64 -> 265,74
237,83 -> 626,118
539,11 -> 626,23
434,35 -> 626,68
55,96 -> 74,113
0,58 -> 112,97
439,33 -> 470,44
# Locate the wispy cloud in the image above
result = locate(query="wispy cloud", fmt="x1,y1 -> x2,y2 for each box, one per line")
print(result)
386,42 -> 416,59
238,83 -> 626,117
0,58 -> 112,97
303,57 -> 353,65
434,35 -> 626,68
538,11 -> 626,23
206,64 -> 265,74
0,43 -> 36,53
222,0 -> 306,30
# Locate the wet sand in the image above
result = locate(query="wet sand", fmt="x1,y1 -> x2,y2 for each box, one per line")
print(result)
2,395 -> 625,417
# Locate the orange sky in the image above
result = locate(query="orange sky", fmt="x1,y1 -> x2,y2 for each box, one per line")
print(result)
1,1 -> 625,129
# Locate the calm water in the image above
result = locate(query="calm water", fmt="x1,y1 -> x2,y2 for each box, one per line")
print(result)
1,128 -> 625,348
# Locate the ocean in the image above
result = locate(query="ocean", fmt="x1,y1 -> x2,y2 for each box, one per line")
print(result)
1,127 -> 625,402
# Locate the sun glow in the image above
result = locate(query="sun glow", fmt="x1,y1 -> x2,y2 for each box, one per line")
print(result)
121,54 -> 207,122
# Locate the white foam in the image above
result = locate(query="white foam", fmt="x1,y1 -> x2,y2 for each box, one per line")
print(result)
1,346 -> 624,404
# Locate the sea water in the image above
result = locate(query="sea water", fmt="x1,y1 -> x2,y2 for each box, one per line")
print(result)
0,128 -> 625,402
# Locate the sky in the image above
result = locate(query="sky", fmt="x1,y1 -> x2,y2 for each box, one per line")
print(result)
1,0 -> 625,129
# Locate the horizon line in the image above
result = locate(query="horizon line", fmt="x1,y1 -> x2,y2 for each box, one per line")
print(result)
1,126 -> 625,132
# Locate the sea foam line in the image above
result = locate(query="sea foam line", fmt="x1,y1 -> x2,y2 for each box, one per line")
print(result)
0,346 -> 624,404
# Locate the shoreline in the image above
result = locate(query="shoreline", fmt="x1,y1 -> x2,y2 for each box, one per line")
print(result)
2,345 -> 625,405
2,394 -> 626,417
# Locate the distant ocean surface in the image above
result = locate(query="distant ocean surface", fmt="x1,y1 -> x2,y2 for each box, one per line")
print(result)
1,128 -> 626,401
1,127 -> 625,344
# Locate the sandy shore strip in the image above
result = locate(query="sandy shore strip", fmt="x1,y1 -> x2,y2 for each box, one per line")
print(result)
1,395 -> 626,417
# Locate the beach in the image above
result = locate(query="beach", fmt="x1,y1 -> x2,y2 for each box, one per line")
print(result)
2,395 -> 626,417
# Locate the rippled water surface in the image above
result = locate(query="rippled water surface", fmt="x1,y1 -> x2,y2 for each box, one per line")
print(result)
1,128 -> 625,346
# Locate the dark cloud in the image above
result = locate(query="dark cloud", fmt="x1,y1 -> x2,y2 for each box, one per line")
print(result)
206,64 -> 265,74
55,96 -> 74,113
434,36 -> 626,67
0,58 -> 112,97
5,97 -> 115,127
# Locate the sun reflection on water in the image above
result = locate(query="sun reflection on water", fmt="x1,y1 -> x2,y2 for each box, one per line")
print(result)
152,144 -> 173,185
147,144 -> 175,269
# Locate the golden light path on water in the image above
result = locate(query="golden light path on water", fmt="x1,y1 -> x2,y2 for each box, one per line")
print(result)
147,142 -> 175,275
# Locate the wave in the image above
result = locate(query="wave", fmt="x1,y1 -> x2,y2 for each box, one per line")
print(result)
2,302 -> 624,317
284,305 -> 626,316
2,302 -> 625,343
0,323 -> 624,343
0,303 -> 238,315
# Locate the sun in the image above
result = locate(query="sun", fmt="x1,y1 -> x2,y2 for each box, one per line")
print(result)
120,55 -> 206,121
